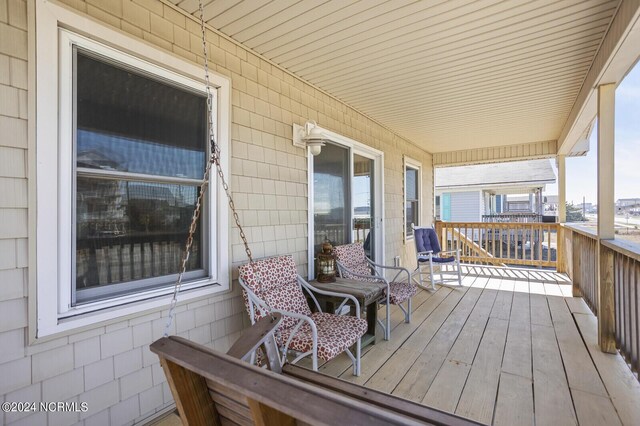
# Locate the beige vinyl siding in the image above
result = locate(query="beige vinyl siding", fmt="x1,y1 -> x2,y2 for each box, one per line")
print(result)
449,191 -> 482,223
0,0 -> 433,425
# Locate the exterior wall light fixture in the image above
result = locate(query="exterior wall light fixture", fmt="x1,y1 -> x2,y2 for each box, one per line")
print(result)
293,120 -> 329,156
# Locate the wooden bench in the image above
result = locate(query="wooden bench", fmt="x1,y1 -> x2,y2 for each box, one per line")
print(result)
150,314 -> 480,426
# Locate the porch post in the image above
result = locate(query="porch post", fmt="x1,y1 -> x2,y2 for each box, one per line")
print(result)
556,155 -> 567,275
597,83 -> 616,353
557,155 -> 566,223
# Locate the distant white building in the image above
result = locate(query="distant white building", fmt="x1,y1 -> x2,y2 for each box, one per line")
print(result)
617,198 -> 640,208
435,159 -> 556,222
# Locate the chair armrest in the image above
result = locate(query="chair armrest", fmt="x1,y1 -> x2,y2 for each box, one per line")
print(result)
298,276 -> 362,317
438,249 -> 461,256
271,309 -> 319,360
336,263 -> 388,285
366,259 -> 411,283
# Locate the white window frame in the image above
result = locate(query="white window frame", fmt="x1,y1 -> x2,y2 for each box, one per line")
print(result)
404,156 -> 422,242
32,1 -> 230,339
306,126 -> 385,279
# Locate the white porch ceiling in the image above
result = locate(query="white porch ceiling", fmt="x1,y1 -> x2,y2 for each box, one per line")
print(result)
173,0 -> 620,154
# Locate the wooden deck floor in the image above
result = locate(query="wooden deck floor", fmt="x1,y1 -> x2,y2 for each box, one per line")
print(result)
305,266 -> 640,426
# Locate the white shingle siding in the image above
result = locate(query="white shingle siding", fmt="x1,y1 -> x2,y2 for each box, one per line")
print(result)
32,345 -> 75,383
0,357 -> 30,395
449,191 -> 483,222
42,369 -> 84,403
73,336 -> 101,368
84,358 -> 114,391
0,0 -> 434,424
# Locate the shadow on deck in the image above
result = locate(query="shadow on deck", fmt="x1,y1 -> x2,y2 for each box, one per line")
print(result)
308,265 -> 640,426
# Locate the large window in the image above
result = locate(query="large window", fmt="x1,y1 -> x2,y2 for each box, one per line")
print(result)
404,158 -> 422,239
74,50 -> 208,304
35,5 -> 230,337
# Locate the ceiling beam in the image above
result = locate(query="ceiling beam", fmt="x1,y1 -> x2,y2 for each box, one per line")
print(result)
433,140 -> 557,167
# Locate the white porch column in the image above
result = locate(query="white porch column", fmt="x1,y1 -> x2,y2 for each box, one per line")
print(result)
597,83 -> 616,354
557,155 -> 566,223
597,84 -> 615,239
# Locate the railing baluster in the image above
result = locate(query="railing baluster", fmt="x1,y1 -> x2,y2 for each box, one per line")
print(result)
633,259 -> 639,374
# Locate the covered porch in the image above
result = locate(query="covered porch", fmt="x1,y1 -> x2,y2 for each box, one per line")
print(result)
156,264 -> 640,425
303,266 -> 640,426
4,0 -> 640,425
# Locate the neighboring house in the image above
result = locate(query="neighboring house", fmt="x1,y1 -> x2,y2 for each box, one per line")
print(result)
508,194 -> 559,215
616,198 -> 640,214
434,159 -> 556,222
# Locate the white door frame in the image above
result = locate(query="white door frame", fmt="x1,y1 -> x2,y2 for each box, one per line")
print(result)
307,127 -> 385,280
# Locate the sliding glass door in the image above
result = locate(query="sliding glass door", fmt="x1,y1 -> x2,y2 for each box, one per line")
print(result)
353,154 -> 375,260
310,141 -> 382,278
312,143 -> 350,254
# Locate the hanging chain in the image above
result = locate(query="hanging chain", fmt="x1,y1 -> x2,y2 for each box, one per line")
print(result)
164,0 -> 273,337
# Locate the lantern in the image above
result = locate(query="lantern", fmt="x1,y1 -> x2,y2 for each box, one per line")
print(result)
317,241 -> 336,283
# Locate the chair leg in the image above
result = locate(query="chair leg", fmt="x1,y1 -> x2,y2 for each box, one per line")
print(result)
312,345 -> 318,371
385,293 -> 391,341
406,298 -> 412,323
429,258 -> 436,291
356,337 -> 361,376
412,266 -> 421,286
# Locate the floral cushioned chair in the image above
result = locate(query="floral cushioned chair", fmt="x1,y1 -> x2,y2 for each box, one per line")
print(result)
412,226 -> 462,290
332,243 -> 416,341
238,255 -> 367,376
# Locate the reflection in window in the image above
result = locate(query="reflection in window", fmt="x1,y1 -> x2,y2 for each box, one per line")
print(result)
313,143 -> 349,254
74,49 -> 207,304
406,166 -> 419,237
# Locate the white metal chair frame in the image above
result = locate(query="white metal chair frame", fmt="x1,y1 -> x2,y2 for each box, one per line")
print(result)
412,225 -> 463,290
238,274 -> 363,376
335,258 -> 412,341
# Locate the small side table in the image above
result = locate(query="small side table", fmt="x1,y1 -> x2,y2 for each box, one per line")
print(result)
309,278 -> 386,347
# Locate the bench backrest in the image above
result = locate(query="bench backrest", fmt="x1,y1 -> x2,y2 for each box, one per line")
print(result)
150,329 -> 481,426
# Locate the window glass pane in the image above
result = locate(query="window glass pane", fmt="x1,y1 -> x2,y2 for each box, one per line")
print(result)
313,143 -> 350,253
406,201 -> 419,236
75,51 -> 207,179
75,177 -> 203,303
406,168 -> 418,200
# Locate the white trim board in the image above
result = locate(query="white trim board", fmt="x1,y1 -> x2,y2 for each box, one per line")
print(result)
305,124 -> 385,279
31,0 -> 231,340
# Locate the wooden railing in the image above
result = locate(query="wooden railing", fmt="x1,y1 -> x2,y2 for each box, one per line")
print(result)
481,213 -> 542,223
604,239 -> 640,375
561,225 -> 599,315
435,221 -> 559,268
563,224 -> 640,378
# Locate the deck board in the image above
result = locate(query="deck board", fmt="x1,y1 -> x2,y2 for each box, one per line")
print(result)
296,267 -> 638,426
392,288 -> 482,401
531,322 -> 578,426
493,372 -> 534,426
501,319 -> 532,379
546,297 -> 608,397
447,289 -> 498,365
341,287 -> 454,384
574,313 -> 640,426
572,389 -> 622,426
455,317 -> 509,424
421,359 -> 470,412
364,288 -> 465,393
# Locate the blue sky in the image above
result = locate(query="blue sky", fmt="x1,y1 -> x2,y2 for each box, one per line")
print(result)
558,61 -> 640,205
